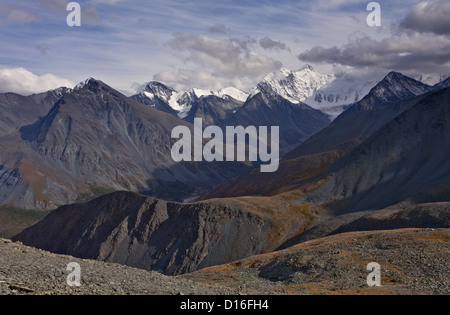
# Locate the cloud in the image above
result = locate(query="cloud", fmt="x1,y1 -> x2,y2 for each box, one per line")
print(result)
259,37 -> 290,52
296,0 -> 450,74
208,23 -> 229,35
298,34 -> 450,73
35,0 -> 101,23
36,45 -> 50,55
0,68 -> 75,95
93,0 -> 127,4
153,71 -> 185,85
169,33 -> 281,76
81,7 -> 101,23
156,33 -> 282,90
0,3 -> 40,23
400,0 -> 450,35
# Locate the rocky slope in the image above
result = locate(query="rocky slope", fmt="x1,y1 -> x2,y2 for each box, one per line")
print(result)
3,228 -> 448,295
0,238 -> 230,295
301,87 -> 450,212
132,83 -> 247,126
0,88 -> 70,137
13,191 -> 307,276
183,228 -> 450,295
203,74 -> 437,200
177,93 -> 244,126
0,78 -> 249,210
335,72 -> 433,122
286,72 -> 434,160
280,202 -> 450,248
435,76 -> 450,90
130,81 -> 179,116
224,90 -> 330,156
201,151 -> 343,199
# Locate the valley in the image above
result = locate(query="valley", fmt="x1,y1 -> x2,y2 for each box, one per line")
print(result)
1,66 -> 449,295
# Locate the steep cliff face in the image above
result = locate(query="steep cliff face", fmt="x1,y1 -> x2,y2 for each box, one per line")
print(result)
13,191 -> 306,275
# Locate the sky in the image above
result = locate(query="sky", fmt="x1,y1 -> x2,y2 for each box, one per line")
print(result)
0,0 -> 450,95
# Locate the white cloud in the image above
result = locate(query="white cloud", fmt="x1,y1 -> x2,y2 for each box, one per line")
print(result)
154,33 -> 282,91
169,33 -> 281,77
0,67 -> 75,95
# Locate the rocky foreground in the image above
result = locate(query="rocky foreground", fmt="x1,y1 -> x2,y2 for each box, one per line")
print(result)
1,228 -> 449,295
0,238 -> 230,295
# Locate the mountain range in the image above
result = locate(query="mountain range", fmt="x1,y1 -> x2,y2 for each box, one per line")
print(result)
204,71 -> 448,200
302,86 -> 450,212
252,65 -> 384,119
2,66 -> 450,286
131,82 -> 248,124
1,78 -> 249,210
132,65 -> 385,122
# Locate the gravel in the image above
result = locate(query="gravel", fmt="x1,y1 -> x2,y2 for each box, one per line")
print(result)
0,238 -> 230,295
183,228 -> 450,295
2,228 -> 449,295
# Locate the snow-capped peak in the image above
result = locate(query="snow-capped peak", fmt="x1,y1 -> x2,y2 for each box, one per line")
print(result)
185,87 -> 249,102
192,88 -> 214,98
258,66 -> 334,104
369,71 -> 433,102
139,81 -> 176,102
415,73 -> 450,86
254,66 -> 386,119
262,67 -> 295,82
136,81 -> 249,119
74,77 -> 96,90
216,87 -> 249,102
49,86 -> 72,97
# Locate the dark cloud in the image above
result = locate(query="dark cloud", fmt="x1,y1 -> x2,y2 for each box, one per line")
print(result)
82,7 -> 101,23
298,36 -> 450,73
259,37 -> 290,52
400,0 -> 450,36
208,23 -> 229,35
297,1 -> 450,76
36,45 -> 50,55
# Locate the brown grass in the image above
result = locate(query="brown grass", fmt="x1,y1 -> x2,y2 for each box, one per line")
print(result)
413,232 -> 450,243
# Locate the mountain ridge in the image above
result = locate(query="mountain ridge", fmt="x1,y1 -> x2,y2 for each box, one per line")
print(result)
301,86 -> 450,212
13,190 -> 307,275
285,71 -> 436,160
0,78 -> 249,210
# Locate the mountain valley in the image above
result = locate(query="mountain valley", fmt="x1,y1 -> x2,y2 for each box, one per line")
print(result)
1,66 -> 449,295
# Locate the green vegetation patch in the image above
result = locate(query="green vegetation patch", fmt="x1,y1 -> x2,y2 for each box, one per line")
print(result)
76,184 -> 117,203
0,205 -> 51,239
